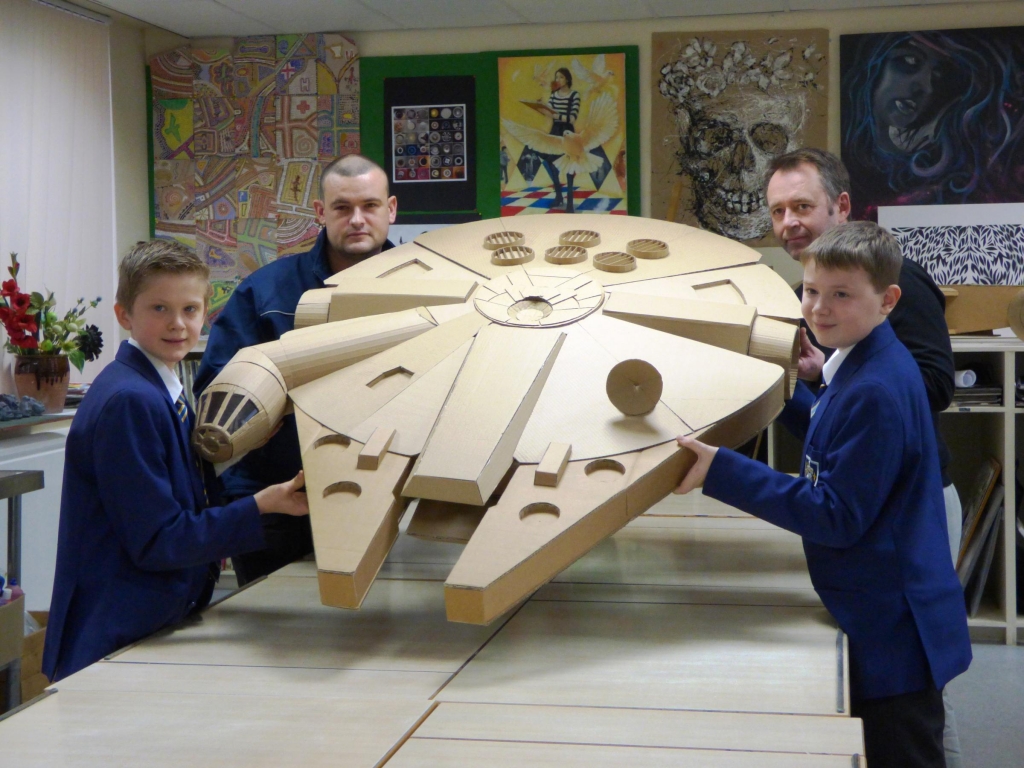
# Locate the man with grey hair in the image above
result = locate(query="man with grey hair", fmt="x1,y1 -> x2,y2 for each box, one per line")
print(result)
765,147 -> 963,768
194,154 -> 397,585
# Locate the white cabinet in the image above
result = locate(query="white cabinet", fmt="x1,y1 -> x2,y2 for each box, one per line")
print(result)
0,429 -> 69,612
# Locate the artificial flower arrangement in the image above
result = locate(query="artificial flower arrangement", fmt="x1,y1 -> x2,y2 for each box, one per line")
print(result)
0,253 -> 103,372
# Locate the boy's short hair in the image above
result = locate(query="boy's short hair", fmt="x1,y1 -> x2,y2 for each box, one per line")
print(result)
116,239 -> 211,310
801,221 -> 903,292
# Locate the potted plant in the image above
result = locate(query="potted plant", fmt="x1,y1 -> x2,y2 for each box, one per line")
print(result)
0,253 -> 103,413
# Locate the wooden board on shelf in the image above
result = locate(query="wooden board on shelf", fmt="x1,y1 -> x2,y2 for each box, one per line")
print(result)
414,702 -> 864,757
387,736 -> 864,767
0,689 -> 432,768
109,576 -> 500,673
435,599 -> 847,715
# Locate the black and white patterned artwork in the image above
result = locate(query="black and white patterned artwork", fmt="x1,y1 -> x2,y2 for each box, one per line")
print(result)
891,225 -> 1024,285
879,204 -> 1024,285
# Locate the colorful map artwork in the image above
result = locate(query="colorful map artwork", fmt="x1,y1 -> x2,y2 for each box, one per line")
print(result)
153,99 -> 194,160
391,104 -> 467,183
205,280 -> 236,332
232,36 -> 277,100
193,96 -> 240,156
318,95 -> 360,159
235,158 -> 281,219
276,159 -> 322,218
234,218 -> 278,278
193,47 -> 233,98
194,156 -> 238,221
277,96 -> 319,158
277,215 -> 321,257
154,220 -> 196,249
232,96 -> 278,158
317,34 -> 359,97
149,32 -> 358,331
154,159 -> 195,221
150,49 -> 194,100
276,35 -> 318,96
196,220 -> 237,282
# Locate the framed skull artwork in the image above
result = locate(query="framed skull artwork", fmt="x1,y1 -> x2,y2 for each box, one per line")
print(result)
651,30 -> 828,246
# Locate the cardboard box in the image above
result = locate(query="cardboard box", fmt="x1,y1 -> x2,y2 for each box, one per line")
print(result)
20,671 -> 49,703
0,596 -> 25,667
21,610 -> 48,680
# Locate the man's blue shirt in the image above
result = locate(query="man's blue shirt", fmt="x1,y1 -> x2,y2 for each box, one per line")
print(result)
194,229 -> 393,496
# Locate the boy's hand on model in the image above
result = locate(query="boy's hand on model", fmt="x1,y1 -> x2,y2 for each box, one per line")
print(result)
797,327 -> 825,381
673,435 -> 718,495
254,471 -> 310,517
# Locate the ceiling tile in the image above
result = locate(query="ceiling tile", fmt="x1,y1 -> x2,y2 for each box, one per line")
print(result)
217,0 -> 398,33
646,0 -> 787,18
91,0 -> 274,37
370,0 -> 528,29
502,0 -> 656,25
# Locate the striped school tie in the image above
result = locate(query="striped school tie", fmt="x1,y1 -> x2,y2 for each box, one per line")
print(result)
175,392 -> 189,426
176,392 -> 209,505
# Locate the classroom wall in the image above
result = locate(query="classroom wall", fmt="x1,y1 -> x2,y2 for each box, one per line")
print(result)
137,1 -> 1024,284
79,1 -> 186,341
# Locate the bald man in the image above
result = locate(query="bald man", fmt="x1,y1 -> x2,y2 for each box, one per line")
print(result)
195,155 -> 397,584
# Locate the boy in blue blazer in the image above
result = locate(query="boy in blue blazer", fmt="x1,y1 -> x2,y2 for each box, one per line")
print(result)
43,240 -> 308,682
676,222 -> 971,768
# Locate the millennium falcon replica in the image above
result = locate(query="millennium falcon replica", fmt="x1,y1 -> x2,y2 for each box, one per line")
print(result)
193,214 -> 801,624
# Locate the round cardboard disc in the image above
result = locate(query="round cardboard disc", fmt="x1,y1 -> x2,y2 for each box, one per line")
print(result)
606,359 -> 663,416
593,251 -> 636,273
484,231 -> 525,250
559,229 -> 601,248
627,238 -> 669,259
545,245 -> 588,265
491,245 -> 534,266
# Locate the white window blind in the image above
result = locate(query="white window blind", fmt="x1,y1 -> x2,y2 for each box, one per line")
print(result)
0,0 -> 116,385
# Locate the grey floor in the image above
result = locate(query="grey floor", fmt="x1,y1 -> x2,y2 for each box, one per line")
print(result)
947,643 -> 1024,767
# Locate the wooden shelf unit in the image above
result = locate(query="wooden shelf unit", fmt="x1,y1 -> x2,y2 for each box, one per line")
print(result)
944,335 -> 1022,646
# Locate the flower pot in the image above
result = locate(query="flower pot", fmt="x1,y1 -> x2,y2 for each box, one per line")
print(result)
13,355 -> 70,414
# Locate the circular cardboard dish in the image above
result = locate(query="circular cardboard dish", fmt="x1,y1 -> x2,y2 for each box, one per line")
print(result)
484,231 -> 525,250
559,229 -> 601,248
544,245 -> 588,265
627,238 -> 669,260
491,245 -> 535,266
593,251 -> 636,273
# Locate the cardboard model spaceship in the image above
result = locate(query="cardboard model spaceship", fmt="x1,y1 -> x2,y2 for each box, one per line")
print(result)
193,214 -> 802,625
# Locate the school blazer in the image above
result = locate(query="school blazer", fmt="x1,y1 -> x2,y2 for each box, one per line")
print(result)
704,321 -> 971,700
42,342 -> 265,681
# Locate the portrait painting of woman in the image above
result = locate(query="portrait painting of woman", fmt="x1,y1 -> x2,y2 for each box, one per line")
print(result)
841,27 -> 1024,220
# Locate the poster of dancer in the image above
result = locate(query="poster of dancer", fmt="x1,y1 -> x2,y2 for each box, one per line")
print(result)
498,52 -> 629,215
652,30 -> 828,245
841,26 -> 1024,222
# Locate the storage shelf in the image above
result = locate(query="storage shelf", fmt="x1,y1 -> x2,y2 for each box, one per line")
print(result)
947,337 -> 1021,646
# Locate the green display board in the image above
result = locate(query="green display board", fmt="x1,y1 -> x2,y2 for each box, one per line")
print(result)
361,46 -> 640,220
